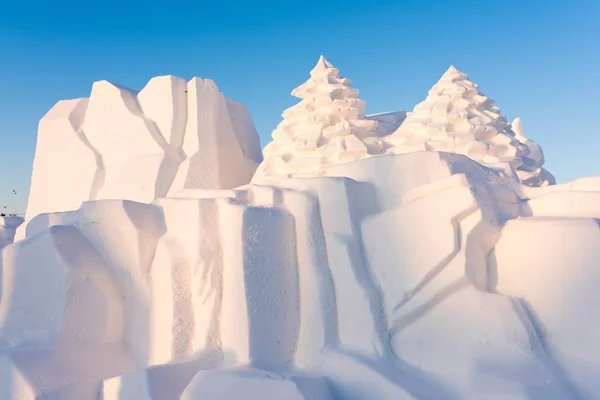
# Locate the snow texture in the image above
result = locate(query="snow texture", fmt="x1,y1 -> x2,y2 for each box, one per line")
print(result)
511,117 -> 556,187
2,61 -> 599,399
0,217 -> 23,249
258,56 -> 385,177
257,59 -> 553,190
16,76 -> 262,242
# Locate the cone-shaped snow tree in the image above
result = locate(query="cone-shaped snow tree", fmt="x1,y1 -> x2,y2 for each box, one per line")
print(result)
259,56 -> 383,176
385,66 -> 529,169
511,117 -> 555,186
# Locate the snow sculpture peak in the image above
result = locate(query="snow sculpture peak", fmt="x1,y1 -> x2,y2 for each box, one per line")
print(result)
384,65 -> 527,170
440,65 -> 466,81
257,56 -> 385,177
512,117 -> 525,140
309,55 -> 335,76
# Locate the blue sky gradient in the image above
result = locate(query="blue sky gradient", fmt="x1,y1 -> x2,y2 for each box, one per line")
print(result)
1,0 -> 598,213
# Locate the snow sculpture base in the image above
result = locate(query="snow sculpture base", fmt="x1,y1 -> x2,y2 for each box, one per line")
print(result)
2,152 -> 598,399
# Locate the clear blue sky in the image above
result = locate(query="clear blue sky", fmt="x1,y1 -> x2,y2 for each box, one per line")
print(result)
1,0 -> 598,214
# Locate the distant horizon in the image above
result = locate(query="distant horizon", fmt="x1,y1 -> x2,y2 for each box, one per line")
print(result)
1,0 -> 599,214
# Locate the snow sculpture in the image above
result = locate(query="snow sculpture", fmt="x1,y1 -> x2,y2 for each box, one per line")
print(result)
17,76 -> 262,242
0,216 -> 23,249
384,66 -> 530,171
258,56 -> 383,177
4,57 -> 600,399
512,117 -> 556,186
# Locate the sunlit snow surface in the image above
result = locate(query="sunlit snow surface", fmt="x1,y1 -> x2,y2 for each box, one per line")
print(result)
0,58 -> 598,399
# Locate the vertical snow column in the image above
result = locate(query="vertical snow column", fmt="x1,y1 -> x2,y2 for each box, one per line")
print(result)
218,195 -> 300,370
149,197 -> 224,366
254,175 -> 387,359
271,187 -> 336,363
167,78 -> 260,195
311,178 -> 387,357
241,183 -> 337,363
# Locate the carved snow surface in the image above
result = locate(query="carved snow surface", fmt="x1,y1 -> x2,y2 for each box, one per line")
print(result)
0,216 -> 23,249
511,117 -> 556,187
180,368 -> 333,400
256,63 -> 553,191
257,56 -> 383,177
491,217 -> 600,398
17,75 -> 262,242
365,110 -> 408,137
384,66 -> 532,175
4,151 -> 600,398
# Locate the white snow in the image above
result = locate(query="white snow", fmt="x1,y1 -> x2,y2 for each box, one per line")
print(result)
384,66 -> 531,168
0,217 -> 23,249
16,75 -> 262,242
1,58 -> 599,399
258,56 -> 385,177
511,117 -> 556,187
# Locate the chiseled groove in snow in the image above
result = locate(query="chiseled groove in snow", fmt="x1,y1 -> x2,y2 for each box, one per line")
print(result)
182,80 -> 221,190
154,81 -> 188,199
75,128 -> 106,201
242,184 -> 339,353
393,174 -> 496,309
123,204 -> 163,293
510,298 -> 585,400
343,179 -> 394,358
131,94 -> 187,199
326,348 -> 460,400
125,93 -> 171,152
391,204 -> 479,314
401,173 -> 470,205
255,176 -> 397,357
284,187 -> 339,352
386,177 -> 512,334
388,277 -> 470,336
291,190 -> 339,352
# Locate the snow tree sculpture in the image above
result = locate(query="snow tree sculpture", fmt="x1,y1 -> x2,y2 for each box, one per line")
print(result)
385,66 -> 529,170
511,117 -> 555,186
259,56 -> 383,176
